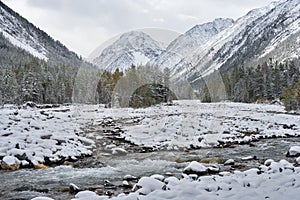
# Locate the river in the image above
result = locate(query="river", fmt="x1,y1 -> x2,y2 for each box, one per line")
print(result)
1,137 -> 300,200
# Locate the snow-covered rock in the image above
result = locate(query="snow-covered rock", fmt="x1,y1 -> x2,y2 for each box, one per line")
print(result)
224,159 -> 235,165
287,146 -> 300,157
296,157 -> 300,164
150,174 -> 165,181
183,161 -> 208,175
264,159 -> 275,166
134,177 -> 165,195
31,197 -> 55,200
72,191 -> 106,200
241,155 -> 257,161
99,160 -> 300,200
1,155 -> 20,170
123,174 -> 138,181
69,183 -> 81,194
111,147 -> 127,155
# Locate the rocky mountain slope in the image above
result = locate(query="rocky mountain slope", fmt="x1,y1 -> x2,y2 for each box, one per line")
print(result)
0,1 -> 83,67
0,1 -> 94,104
92,31 -> 164,72
171,0 -> 300,85
148,18 -> 234,70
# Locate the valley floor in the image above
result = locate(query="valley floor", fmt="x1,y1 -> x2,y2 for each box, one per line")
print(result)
1,100 -> 300,199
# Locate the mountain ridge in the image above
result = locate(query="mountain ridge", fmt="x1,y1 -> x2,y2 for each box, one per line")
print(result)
0,1 -> 84,67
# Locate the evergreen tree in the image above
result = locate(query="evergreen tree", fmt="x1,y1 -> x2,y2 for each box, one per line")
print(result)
21,72 -> 41,103
0,67 -> 19,104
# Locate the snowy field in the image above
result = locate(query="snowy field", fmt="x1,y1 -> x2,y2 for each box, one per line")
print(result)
0,100 -> 299,167
121,100 -> 299,149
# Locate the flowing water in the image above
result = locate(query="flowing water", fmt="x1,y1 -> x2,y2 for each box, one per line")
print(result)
1,137 -> 300,200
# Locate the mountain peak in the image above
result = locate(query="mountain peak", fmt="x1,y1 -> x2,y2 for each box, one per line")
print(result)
93,31 -> 164,72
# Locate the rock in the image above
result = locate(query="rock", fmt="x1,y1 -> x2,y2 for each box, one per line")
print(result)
183,161 -> 208,176
188,174 -> 198,180
224,159 -> 235,165
1,156 -> 20,170
23,101 -> 37,108
150,174 -> 165,181
74,191 -> 101,200
287,146 -> 300,157
279,159 -> 294,170
134,177 -> 165,195
264,159 -> 275,166
63,161 -> 74,166
164,177 -> 180,185
21,160 -> 30,167
41,134 -> 52,140
31,197 -> 54,200
111,147 -> 127,155
123,174 -> 138,181
34,164 -> 48,169
1,132 -> 13,137
94,188 -> 104,195
104,180 -> 116,189
241,155 -> 257,161
207,164 -> 220,174
70,183 -> 81,194
283,124 -> 295,129
296,157 -> 300,164
122,180 -> 131,188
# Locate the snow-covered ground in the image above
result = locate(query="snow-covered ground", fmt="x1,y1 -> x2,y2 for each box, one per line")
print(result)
1,100 -> 299,168
0,103 -> 94,167
121,100 -> 300,149
70,158 -> 300,200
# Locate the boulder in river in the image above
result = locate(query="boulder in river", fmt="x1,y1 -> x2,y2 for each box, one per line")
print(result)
1,156 -> 20,170
287,146 -> 300,157
183,161 -> 208,176
133,177 -> 165,195
224,159 -> 235,165
31,197 -> 55,200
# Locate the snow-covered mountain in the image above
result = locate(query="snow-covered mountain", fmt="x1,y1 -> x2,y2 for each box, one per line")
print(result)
171,0 -> 300,84
148,18 -> 234,69
93,31 -> 164,72
0,1 -> 83,66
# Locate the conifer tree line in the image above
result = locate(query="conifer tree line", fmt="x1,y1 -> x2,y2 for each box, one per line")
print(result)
201,58 -> 300,111
0,59 -> 78,105
0,35 -> 81,105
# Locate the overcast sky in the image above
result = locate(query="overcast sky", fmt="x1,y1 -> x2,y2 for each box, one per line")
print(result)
3,0 -> 277,58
